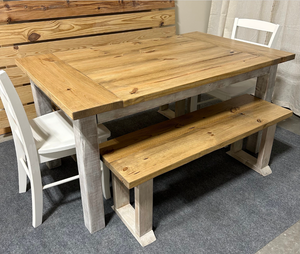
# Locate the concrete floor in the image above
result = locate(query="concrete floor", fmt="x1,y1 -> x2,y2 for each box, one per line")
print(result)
256,114 -> 300,254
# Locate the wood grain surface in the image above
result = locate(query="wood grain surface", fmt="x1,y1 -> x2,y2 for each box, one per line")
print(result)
0,9 -> 175,46
99,94 -> 293,189
0,27 -> 176,67
0,0 -> 175,23
16,32 -> 295,120
16,54 -> 123,119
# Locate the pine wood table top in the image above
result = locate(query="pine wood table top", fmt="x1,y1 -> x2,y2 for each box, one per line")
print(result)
15,32 -> 295,120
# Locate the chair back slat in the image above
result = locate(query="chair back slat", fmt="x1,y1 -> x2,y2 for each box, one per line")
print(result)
0,70 -> 39,178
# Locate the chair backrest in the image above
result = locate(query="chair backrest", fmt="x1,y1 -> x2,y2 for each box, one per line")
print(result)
0,70 -> 40,179
231,18 -> 279,48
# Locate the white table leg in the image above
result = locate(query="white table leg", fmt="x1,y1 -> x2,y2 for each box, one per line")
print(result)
73,116 -> 105,233
246,65 -> 278,153
31,81 -> 61,168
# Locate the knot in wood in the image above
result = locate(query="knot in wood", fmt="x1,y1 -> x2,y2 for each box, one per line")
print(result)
123,167 -> 128,171
257,119 -> 262,123
160,21 -> 164,27
28,33 -> 41,42
130,88 -> 138,94
4,4 -> 10,10
13,45 -> 19,50
6,18 -> 12,24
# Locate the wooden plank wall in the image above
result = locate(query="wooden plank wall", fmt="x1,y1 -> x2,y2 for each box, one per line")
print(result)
0,0 -> 176,135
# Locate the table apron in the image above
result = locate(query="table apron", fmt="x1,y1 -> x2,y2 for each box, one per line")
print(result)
97,65 -> 272,123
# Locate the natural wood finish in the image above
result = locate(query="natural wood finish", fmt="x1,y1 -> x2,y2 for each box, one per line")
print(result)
100,94 -> 292,189
17,32 -> 294,122
16,54 -> 123,120
0,104 -> 36,135
0,1 -> 175,23
57,33 -> 294,108
0,27 -> 176,67
5,67 -> 30,87
96,66 -> 272,123
0,9 -> 175,46
0,26 -> 175,134
184,32 -> 295,64
73,115 -> 105,233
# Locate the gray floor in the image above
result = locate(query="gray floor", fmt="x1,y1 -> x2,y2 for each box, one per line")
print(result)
257,114 -> 300,254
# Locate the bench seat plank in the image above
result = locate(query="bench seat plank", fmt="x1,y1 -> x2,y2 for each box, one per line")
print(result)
100,94 -> 292,189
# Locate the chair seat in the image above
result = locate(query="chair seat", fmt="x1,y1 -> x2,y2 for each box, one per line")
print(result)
30,110 -> 111,155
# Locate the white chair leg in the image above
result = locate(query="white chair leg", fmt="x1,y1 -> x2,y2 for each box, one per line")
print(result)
101,163 -> 111,199
18,161 -> 27,193
31,178 -> 43,228
15,140 -> 27,193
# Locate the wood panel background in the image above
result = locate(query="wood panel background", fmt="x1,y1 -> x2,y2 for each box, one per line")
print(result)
0,0 -> 176,135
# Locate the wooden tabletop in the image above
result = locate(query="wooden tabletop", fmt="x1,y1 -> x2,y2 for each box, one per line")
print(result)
16,32 -> 295,120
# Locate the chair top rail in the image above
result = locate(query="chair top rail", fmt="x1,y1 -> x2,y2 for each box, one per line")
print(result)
234,18 -> 279,33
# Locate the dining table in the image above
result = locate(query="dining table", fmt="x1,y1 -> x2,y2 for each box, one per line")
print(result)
15,31 -> 295,234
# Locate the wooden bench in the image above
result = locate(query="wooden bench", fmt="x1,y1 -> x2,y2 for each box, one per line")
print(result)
99,94 -> 292,246
0,0 -> 176,138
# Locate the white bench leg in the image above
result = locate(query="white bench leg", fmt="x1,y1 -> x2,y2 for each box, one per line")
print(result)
227,125 -> 276,176
158,104 -> 175,119
112,175 -> 156,247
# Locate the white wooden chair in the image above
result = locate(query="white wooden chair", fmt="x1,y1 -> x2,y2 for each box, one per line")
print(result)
0,70 -> 111,228
190,18 -> 279,111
